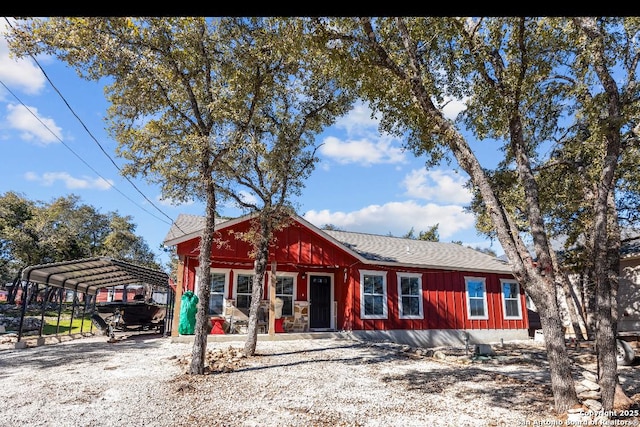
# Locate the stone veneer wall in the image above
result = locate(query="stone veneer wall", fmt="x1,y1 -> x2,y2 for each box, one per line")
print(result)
282,301 -> 308,333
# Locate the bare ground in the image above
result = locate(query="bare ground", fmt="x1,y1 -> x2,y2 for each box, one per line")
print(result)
1,332 -> 639,427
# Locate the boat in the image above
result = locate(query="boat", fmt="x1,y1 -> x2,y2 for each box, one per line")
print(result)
93,296 -> 167,336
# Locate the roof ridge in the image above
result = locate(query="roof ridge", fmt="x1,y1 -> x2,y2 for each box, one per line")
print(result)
324,228 -> 456,244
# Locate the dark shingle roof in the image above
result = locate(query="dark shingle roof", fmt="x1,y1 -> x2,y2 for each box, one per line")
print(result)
163,214 -> 226,245
164,213 -> 512,274
323,229 -> 512,273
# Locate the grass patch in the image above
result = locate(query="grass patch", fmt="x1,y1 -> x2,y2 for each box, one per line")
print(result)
42,316 -> 95,335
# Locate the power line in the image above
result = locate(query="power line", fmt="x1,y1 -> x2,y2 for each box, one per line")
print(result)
2,17 -> 188,236
0,79 -> 171,226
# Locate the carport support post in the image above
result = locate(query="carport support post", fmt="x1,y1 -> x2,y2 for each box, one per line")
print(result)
17,280 -> 30,344
38,286 -> 47,338
268,261 -> 276,336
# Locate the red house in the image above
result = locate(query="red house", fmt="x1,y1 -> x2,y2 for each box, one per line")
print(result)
163,213 -> 529,347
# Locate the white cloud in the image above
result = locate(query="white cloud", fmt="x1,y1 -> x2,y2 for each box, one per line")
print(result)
321,102 -> 409,166
401,169 -> 472,204
6,103 -> 62,144
319,135 -> 406,166
441,96 -> 467,121
333,102 -> 379,136
238,190 -> 258,206
0,19 -> 46,98
303,200 -> 475,239
25,171 -> 113,190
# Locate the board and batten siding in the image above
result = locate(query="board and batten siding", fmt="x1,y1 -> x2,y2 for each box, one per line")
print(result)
173,215 -> 527,334
343,267 -> 527,331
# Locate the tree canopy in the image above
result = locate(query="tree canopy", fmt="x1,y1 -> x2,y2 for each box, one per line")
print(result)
0,191 -> 161,285
7,17 -> 354,369
7,17 -> 640,415
311,16 -> 640,413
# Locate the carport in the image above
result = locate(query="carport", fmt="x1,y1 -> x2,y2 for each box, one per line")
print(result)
12,257 -> 174,347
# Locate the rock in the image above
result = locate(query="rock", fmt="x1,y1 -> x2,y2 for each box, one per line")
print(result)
580,379 -> 600,391
433,350 -> 446,359
582,371 -> 598,382
575,384 -> 589,394
578,390 -> 601,400
474,344 -> 495,356
583,399 -> 603,412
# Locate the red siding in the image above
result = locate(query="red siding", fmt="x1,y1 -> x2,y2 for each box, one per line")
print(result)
175,217 -> 527,333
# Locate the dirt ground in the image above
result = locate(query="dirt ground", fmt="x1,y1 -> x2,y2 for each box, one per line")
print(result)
1,332 -> 640,426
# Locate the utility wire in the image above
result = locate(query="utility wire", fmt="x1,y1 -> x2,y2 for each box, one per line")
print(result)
0,79 -> 171,225
3,17 -> 187,235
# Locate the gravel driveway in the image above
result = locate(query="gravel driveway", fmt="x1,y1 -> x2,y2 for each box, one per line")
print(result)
0,332 -> 638,426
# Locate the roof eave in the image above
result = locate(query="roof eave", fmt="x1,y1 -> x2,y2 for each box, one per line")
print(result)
163,213 -> 258,247
364,259 -> 514,275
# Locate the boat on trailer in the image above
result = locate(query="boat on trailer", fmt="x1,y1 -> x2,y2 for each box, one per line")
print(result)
92,292 -> 167,339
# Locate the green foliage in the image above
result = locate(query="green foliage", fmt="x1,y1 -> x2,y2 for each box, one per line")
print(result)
402,225 -> 440,241
0,191 -> 162,278
321,224 -> 344,231
6,18 -> 355,363
310,17 -> 639,410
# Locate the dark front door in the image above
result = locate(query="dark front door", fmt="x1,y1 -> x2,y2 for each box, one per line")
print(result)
309,275 -> 331,329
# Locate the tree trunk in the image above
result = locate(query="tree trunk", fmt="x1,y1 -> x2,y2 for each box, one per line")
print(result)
574,16 -> 630,411
189,177 -> 217,375
8,275 -> 20,304
595,284 -> 618,410
614,383 -> 635,410
354,17 -> 581,414
244,220 -> 271,357
550,249 -> 588,341
440,125 -> 580,412
561,279 -> 588,341
528,274 -> 580,413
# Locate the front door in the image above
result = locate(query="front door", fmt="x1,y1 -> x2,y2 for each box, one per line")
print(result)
309,275 -> 331,329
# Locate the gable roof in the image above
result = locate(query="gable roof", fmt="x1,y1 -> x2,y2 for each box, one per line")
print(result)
322,229 -> 511,273
163,213 -> 231,245
164,213 -> 512,274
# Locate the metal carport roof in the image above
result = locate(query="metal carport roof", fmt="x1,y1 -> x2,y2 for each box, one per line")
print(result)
20,257 -> 170,296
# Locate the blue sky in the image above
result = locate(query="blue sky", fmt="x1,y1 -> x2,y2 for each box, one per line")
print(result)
0,19 -> 503,267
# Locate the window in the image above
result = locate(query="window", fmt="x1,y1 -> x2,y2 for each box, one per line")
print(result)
397,273 -> 423,319
276,275 -> 295,316
501,279 -> 522,319
465,277 -> 488,320
360,270 -> 387,319
236,273 -> 255,309
208,273 -> 226,316
194,269 -> 229,316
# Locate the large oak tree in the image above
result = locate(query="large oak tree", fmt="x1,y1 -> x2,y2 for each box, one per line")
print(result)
312,16 -> 639,414
7,17 -> 352,370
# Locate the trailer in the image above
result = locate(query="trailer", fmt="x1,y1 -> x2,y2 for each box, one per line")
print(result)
91,300 -> 167,341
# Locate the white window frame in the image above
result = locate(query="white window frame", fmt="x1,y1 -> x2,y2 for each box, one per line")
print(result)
465,276 -> 489,320
397,272 -> 423,319
194,268 -> 230,317
360,270 -> 388,320
233,269 -> 256,310
500,279 -> 523,320
274,272 -> 298,317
